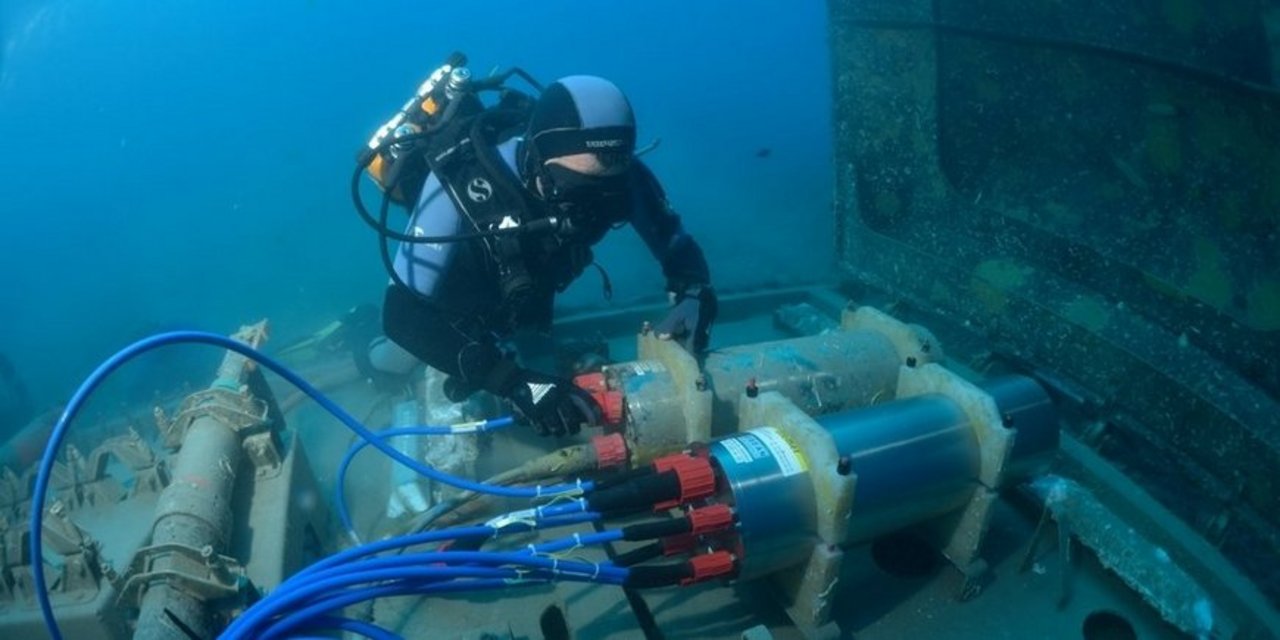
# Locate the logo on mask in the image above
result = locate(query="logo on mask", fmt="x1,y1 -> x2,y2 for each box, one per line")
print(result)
467,177 -> 494,203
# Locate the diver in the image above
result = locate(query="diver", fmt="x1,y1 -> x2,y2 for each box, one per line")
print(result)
356,71 -> 717,437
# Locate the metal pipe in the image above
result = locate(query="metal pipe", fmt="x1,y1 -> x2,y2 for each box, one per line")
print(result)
134,415 -> 242,640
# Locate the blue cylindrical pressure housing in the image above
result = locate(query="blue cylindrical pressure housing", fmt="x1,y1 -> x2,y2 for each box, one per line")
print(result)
706,375 -> 1057,579
708,428 -> 818,580
819,395 -> 980,544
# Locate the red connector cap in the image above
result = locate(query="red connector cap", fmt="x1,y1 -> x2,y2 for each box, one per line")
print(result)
591,433 -> 629,469
574,372 -> 608,393
662,533 -> 696,557
652,454 -> 717,511
687,504 -> 734,536
574,373 -> 624,427
681,550 -> 737,586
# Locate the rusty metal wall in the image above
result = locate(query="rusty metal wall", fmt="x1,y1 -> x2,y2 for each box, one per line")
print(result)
828,0 -> 1280,603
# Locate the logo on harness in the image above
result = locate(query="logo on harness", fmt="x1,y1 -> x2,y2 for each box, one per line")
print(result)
467,177 -> 494,203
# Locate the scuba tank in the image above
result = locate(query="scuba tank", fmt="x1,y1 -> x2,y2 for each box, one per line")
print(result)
352,52 -> 557,327
360,52 -> 483,207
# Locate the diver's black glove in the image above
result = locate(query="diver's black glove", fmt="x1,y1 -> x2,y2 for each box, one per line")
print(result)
655,285 -> 718,354
502,369 -> 602,437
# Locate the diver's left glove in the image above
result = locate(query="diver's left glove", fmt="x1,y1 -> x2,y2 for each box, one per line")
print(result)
655,284 -> 718,354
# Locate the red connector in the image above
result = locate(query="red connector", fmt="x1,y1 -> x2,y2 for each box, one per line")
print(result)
574,372 -> 608,393
574,372 -> 624,427
651,454 -> 717,511
687,504 -> 734,536
662,533 -> 696,557
681,551 -> 737,586
591,433 -> 629,469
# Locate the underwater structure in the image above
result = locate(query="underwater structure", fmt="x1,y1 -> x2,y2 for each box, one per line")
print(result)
2,0 -> 1278,638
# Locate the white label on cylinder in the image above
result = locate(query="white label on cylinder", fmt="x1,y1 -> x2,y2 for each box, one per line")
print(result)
720,436 -> 754,465
753,427 -> 807,476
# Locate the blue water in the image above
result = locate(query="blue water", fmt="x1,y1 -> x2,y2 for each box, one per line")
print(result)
0,1 -> 832,415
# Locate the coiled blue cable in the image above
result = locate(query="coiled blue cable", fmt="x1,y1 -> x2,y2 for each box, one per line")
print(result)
28,331 -> 592,640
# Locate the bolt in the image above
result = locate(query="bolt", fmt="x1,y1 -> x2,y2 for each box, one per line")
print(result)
745,378 -> 759,399
837,456 -> 852,476
695,375 -> 708,392
201,545 -> 214,559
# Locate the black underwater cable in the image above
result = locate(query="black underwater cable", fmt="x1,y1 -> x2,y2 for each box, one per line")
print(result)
592,517 -> 666,640
612,542 -> 664,568
472,66 -> 545,94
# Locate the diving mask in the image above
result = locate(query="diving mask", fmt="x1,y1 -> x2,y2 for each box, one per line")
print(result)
539,161 -> 631,205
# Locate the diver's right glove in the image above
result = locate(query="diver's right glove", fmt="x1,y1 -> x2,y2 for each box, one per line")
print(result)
500,368 -> 602,437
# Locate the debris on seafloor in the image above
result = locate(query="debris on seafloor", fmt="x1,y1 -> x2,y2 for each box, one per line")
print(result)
1027,475 -> 1233,639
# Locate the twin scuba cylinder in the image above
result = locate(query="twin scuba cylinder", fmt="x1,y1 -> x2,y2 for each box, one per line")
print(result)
360,51 -> 482,207
354,52 -> 552,325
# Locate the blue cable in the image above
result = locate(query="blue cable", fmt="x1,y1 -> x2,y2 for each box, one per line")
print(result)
295,509 -> 598,588
533,511 -> 601,528
335,418 -> 516,543
28,331 -> 590,640
291,545 -> 627,591
259,571 -> 628,640
255,570 -> 522,640
229,554 -> 625,639
303,615 -> 400,640
245,525 -> 625,639
535,498 -> 589,519
274,513 -> 602,606
290,525 -> 497,582
528,529 -> 625,555
258,578 -> 515,640
229,513 -> 615,639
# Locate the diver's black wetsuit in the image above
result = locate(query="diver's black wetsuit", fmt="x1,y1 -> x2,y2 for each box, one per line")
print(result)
381,136 -> 710,393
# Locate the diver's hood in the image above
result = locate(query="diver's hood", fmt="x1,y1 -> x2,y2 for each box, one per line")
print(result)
523,75 -> 637,168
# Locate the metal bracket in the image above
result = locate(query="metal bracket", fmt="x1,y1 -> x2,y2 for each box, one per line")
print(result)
161,387 -> 271,449
39,501 -> 103,597
42,500 -> 88,555
119,542 -> 244,607
243,432 -> 283,476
